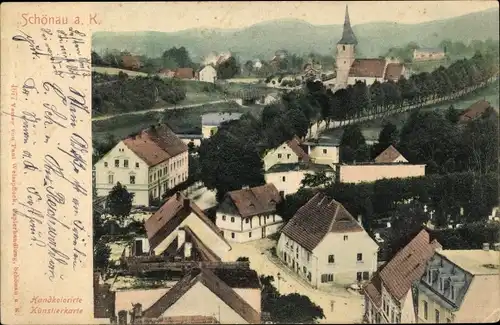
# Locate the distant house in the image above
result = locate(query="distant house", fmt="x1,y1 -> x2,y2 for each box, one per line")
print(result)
216,184 -> 284,242
262,136 -> 311,171
277,193 -> 379,287
374,145 -> 408,164
175,133 -> 203,147
384,63 -> 407,82
458,100 -> 494,123
144,192 -> 231,260
364,229 -> 442,324
199,65 -> 217,83
415,247 -> 500,323
94,124 -> 189,206
158,68 -> 176,78
201,112 -> 243,139
121,55 -> 143,70
302,141 -> 340,165
413,48 -> 446,62
122,265 -> 262,324
175,68 -> 195,79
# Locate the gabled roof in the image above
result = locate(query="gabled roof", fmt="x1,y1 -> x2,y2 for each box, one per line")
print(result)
175,68 -> 194,79
384,63 -> 405,81
349,59 -> 387,78
364,229 -> 441,306
145,192 -> 229,251
286,136 -> 311,163
458,100 -> 493,123
123,124 -> 188,167
374,145 -> 406,163
338,5 -> 358,45
281,193 -> 365,252
224,184 -> 283,218
143,268 -> 261,323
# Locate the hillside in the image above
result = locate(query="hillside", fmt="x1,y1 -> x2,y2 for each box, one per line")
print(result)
92,8 -> 499,60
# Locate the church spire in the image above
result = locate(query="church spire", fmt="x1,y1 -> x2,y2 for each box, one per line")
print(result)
338,4 -> 358,45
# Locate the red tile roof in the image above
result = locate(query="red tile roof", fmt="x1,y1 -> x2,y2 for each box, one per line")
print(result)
374,145 -> 405,163
364,229 -> 441,306
145,192 -> 229,252
281,193 -> 365,252
349,59 -> 386,78
123,124 -> 188,167
458,100 -> 493,123
286,136 -> 311,163
384,63 -> 405,81
143,268 -> 261,323
226,184 -> 283,218
175,68 -> 194,79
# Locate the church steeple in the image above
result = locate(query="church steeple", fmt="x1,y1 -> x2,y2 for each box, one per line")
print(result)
338,5 -> 358,45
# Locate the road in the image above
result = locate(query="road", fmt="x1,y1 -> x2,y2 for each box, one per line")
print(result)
92,99 -> 229,121
226,239 -> 364,324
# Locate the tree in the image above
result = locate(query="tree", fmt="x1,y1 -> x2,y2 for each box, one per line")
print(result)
372,122 -> 399,158
301,171 -> 335,188
106,182 -> 134,225
461,116 -> 499,174
217,56 -> 240,79
445,104 -> 460,124
236,256 -> 249,262
94,240 -> 111,271
162,46 -> 194,68
91,51 -> 104,66
340,124 -> 369,163
244,60 -> 254,76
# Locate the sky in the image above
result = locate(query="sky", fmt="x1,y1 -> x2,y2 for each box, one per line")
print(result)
91,1 -> 499,32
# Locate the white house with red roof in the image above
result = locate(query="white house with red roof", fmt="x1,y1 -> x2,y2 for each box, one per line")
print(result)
94,124 -> 189,206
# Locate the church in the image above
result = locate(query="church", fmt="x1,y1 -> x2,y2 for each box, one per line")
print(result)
329,6 -> 409,90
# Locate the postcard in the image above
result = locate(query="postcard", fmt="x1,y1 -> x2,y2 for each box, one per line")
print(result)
1,1 -> 499,324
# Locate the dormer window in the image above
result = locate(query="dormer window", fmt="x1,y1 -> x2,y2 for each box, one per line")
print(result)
450,284 -> 455,300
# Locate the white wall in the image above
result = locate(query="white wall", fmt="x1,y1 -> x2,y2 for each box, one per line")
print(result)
202,125 -> 218,139
347,76 -> 384,86
263,143 -> 300,171
265,171 -> 305,196
115,288 -> 170,314
234,288 -> 261,314
392,154 -> 409,163
179,138 -> 202,147
339,164 -> 425,184
199,66 -> 217,83
336,44 -> 356,88
160,282 -> 248,324
148,151 -> 189,200
95,141 -> 149,206
307,145 -> 339,165
216,211 -> 283,243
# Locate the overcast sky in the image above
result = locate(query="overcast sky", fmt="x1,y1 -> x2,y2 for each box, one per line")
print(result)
91,1 -> 498,32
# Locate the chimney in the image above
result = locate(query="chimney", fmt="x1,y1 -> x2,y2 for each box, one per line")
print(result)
183,198 -> 190,210
493,243 -> 500,251
386,222 -> 391,228
483,243 -> 490,251
178,229 -> 186,249
176,192 -> 181,201
184,241 -> 192,259
118,310 -> 127,325
357,215 -> 363,226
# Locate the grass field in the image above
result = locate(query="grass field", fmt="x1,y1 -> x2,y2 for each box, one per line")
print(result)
92,101 -> 264,142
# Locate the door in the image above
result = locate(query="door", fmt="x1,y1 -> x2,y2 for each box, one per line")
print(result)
262,226 -> 266,238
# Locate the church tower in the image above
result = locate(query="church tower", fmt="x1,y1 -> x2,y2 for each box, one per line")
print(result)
335,5 -> 357,88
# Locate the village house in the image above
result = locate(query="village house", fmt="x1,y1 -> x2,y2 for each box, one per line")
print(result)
412,48 -> 446,62
262,136 -> 311,171
363,229 -> 442,324
94,124 -> 189,206
174,68 -> 195,79
277,193 -> 379,287
143,192 -> 232,261
302,141 -> 340,165
121,55 -> 143,70
415,246 -> 500,323
216,184 -> 284,242
458,99 -> 495,123
198,65 -> 218,83
337,145 -> 425,184
118,265 -> 262,324
264,163 -> 335,196
201,112 -> 243,139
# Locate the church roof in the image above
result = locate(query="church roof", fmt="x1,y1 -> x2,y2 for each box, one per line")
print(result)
337,5 -> 358,45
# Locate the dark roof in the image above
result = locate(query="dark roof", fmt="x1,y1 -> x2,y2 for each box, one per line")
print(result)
349,59 -> 386,78
224,184 -> 283,218
374,145 -> 405,163
281,192 -> 365,251
286,136 -> 311,163
212,267 -> 261,289
145,192 -> 229,252
338,5 -> 358,45
364,229 -> 441,306
143,268 -> 261,323
123,124 -> 188,167
458,100 -> 493,123
265,162 -> 334,173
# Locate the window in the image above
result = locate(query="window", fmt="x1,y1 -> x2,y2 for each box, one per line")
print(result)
357,253 -> 363,262
108,174 -> 114,184
104,162 -> 108,167
130,175 -> 135,184
231,232 -> 235,239
159,169 -> 162,177
153,173 -> 156,181
163,166 -> 167,174
423,301 -> 428,320
362,271 -> 369,280
450,285 -> 455,300
267,215 -> 270,220
328,255 -> 335,263
249,232 -> 252,238
136,162 -> 139,168
124,160 -> 129,168
303,266 -> 307,274
115,159 -> 119,167
222,215 -> 226,221
391,309 -> 395,323
245,218 -> 249,224
231,217 -> 235,223
357,272 -> 362,281
149,175 -> 152,182
343,235 -> 348,241
342,45 -> 345,51
323,149 -> 327,154
321,274 -> 334,283
282,176 -> 286,182
287,154 -> 291,159
435,309 -> 440,323
278,153 -> 282,158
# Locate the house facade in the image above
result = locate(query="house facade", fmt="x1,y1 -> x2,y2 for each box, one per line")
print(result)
216,184 -> 284,243
94,124 -> 189,206
199,65 -> 217,83
415,248 -> 500,323
262,136 -> 311,171
277,193 -> 379,287
364,229 -> 442,324
201,112 -> 243,139
303,142 -> 340,165
375,145 -> 409,164
413,48 -> 446,62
